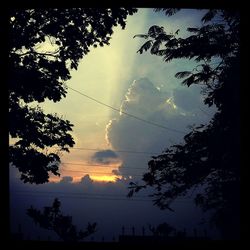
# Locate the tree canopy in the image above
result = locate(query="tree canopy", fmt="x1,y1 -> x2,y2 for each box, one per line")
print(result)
27,198 -> 97,242
128,9 -> 240,239
9,8 -> 137,184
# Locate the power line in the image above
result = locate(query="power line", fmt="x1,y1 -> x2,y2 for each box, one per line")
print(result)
67,86 -> 186,134
61,147 -> 160,155
62,170 -> 144,177
10,144 -> 164,156
60,167 -> 146,177
58,170 -> 145,177
11,189 -> 148,198
11,190 -> 151,202
61,162 -> 147,170
62,162 -> 108,167
13,193 -> 151,202
11,189 -> 191,202
62,170 -> 117,175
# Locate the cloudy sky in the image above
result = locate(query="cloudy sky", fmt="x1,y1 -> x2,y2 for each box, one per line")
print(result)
10,8 -> 219,241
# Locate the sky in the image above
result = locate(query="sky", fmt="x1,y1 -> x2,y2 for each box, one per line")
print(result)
10,8 -> 219,241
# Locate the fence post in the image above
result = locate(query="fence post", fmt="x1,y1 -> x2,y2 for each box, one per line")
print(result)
193,228 -> 197,238
183,228 -> 187,238
142,226 -> 145,236
204,229 -> 207,238
132,226 -> 135,236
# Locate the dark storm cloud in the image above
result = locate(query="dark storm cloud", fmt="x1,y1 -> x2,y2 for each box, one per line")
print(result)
91,150 -> 119,164
60,176 -> 73,183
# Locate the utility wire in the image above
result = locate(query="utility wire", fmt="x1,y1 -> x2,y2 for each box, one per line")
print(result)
62,162 -> 109,167
11,190 -> 152,202
11,189 -> 148,198
57,170 -> 144,177
11,190 -> 191,202
67,86 -> 186,134
61,162 -> 147,170
13,193 -> 151,202
10,144 -> 164,156
59,147 -> 160,155
13,194 -> 190,202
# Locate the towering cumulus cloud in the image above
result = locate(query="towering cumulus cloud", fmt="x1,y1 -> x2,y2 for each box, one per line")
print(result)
106,78 -> 213,179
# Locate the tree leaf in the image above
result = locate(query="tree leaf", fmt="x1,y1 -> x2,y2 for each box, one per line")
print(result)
137,40 -> 153,54
133,34 -> 148,39
148,25 -> 164,38
175,71 -> 192,79
201,9 -> 218,23
187,27 -> 200,33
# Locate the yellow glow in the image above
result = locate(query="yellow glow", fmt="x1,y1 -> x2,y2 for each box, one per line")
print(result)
166,97 -> 177,109
90,175 -> 121,182
49,174 -> 121,183
48,161 -> 122,183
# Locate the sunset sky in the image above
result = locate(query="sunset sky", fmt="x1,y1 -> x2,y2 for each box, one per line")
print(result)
10,8 -> 219,241
39,8 -> 214,183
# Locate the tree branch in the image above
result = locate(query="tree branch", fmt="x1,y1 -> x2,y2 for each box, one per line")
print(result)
17,49 -> 60,58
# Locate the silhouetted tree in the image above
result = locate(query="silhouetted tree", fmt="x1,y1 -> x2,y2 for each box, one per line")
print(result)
27,198 -> 97,242
128,9 -> 240,239
9,8 -> 137,183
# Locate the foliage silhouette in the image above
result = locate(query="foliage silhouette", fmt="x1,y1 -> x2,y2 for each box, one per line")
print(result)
9,8 -> 137,183
129,9 -> 240,239
27,198 -> 97,242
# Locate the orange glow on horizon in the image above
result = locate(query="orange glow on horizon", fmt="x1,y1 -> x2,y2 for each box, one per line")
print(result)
49,174 -> 121,183
49,161 -> 122,183
90,174 -> 121,182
